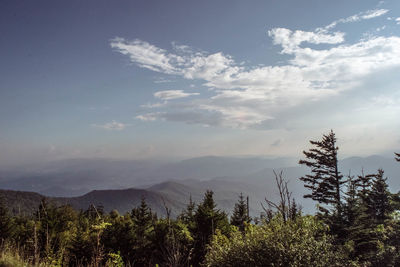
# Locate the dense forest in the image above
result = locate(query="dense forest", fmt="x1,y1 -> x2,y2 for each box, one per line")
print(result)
1,131 -> 400,266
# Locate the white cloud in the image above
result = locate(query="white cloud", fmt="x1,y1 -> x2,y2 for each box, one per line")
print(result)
154,90 -> 199,100
324,9 -> 389,30
92,120 -> 128,130
361,9 -> 388,19
153,77 -> 173,83
140,101 -> 168,108
376,26 -> 386,32
113,8 -> 400,129
110,38 -> 183,74
136,112 -> 164,121
182,52 -> 236,80
268,28 -> 345,53
396,18 -> 400,25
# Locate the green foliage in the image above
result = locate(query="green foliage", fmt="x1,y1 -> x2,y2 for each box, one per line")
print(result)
102,213 -> 135,264
204,215 -> 353,267
68,214 -> 92,266
152,218 -> 193,266
0,250 -> 30,267
345,169 -> 399,266
0,242 -> 50,267
33,199 -> 78,264
1,138 -> 400,266
106,251 -> 124,267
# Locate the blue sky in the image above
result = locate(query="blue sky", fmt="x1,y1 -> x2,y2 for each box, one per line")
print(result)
1,0 -> 400,166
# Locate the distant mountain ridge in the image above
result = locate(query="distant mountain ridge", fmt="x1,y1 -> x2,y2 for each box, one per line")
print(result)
0,187 -> 184,217
0,156 -> 298,197
0,155 -> 399,217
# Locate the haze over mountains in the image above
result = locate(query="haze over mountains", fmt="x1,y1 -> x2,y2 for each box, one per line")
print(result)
0,155 -> 399,217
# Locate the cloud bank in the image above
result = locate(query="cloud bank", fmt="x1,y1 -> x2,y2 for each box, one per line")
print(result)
111,8 -> 400,129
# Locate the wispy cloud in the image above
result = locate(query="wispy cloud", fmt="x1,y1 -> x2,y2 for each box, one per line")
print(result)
154,90 -> 200,100
136,113 -> 162,122
92,120 -> 128,130
110,38 -> 182,74
113,8 -> 400,129
324,8 -> 389,30
153,77 -> 174,83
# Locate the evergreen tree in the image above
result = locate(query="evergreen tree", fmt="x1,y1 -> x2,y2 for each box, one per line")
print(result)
131,196 -> 155,238
348,169 -> 394,265
289,198 -> 300,221
299,130 -> 345,237
230,193 -> 251,232
299,130 -> 344,214
347,172 -> 376,263
102,212 -> 136,264
191,190 -> 230,266
179,195 -> 196,227
130,196 -> 156,266
343,174 -> 359,231
0,197 -> 13,242
369,169 -> 392,224
69,213 -> 92,266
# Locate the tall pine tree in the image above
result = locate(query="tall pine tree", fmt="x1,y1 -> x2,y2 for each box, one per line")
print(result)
299,130 -> 344,214
299,130 -> 345,236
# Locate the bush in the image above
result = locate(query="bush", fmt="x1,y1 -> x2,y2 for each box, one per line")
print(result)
204,215 -> 354,267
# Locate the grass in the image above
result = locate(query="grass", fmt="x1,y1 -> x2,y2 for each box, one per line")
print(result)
0,249 -> 30,267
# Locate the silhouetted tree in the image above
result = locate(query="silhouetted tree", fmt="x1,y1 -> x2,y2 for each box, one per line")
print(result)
299,130 -> 345,237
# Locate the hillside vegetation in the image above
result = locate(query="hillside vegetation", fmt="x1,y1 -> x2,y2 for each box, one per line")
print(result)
0,131 -> 400,266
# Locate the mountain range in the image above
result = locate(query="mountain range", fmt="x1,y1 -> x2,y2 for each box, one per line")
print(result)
0,155 -> 399,217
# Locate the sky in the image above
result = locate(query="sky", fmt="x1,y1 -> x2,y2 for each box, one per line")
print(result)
1,0 -> 400,167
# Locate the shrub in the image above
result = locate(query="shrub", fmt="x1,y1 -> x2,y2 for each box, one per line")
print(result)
204,215 -> 355,267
